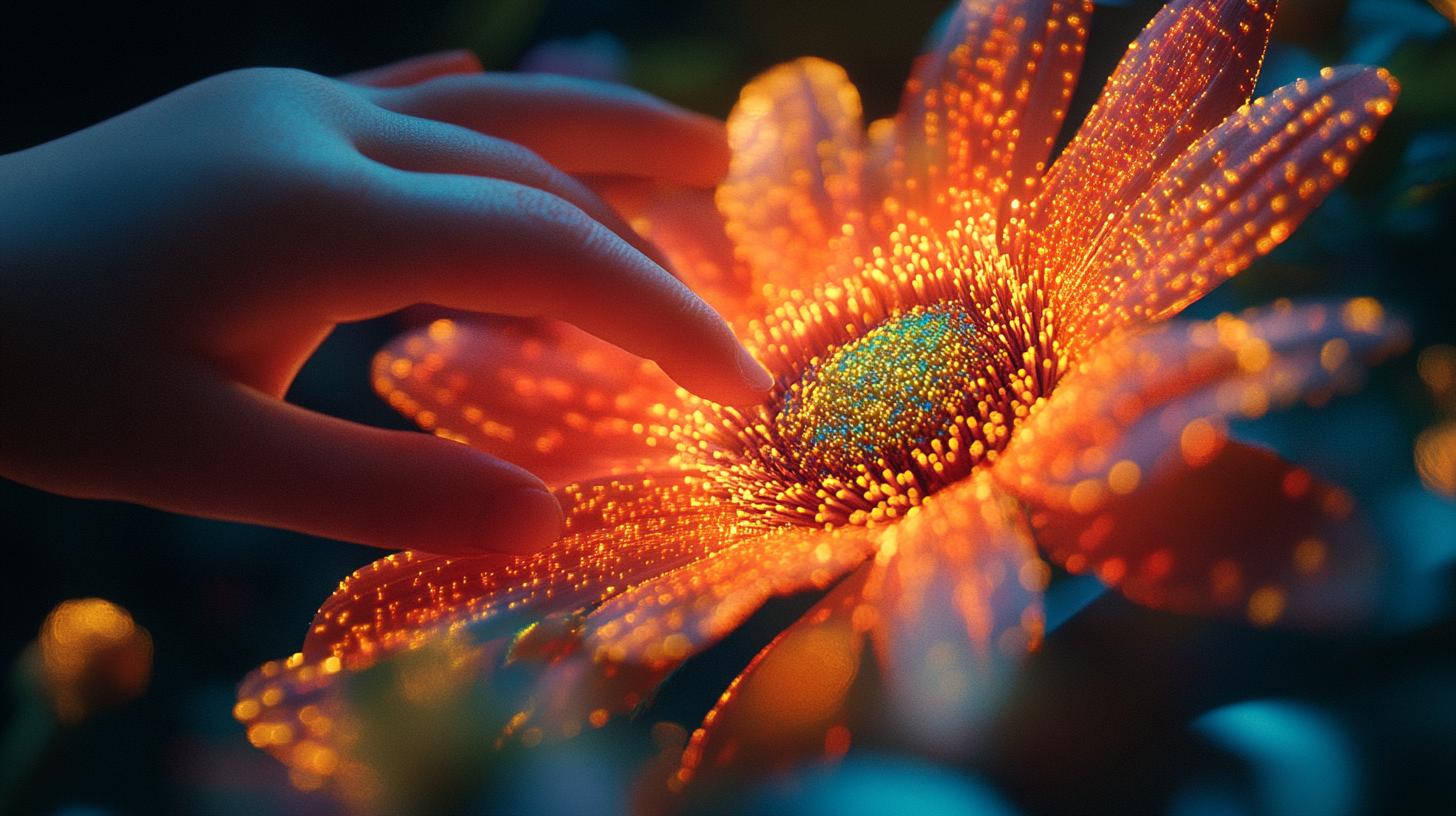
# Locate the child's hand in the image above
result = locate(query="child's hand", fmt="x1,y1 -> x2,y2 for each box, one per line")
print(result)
0,51 -> 770,555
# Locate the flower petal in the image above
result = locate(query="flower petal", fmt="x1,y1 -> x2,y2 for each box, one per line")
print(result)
1081,67 -> 1399,337
996,300 -> 1406,508
585,523 -> 878,669
504,525 -> 878,743
589,177 -> 758,324
995,300 -> 1407,624
500,621 -> 672,740
673,561 -> 874,792
866,472 -> 1043,752
373,317 -> 681,486
234,473 -> 745,793
1025,441 -> 1382,627
303,472 -> 740,664
1023,0 -> 1275,286
239,628 -> 542,810
890,0 -> 1091,229
718,57 -> 870,295
628,185 -> 759,324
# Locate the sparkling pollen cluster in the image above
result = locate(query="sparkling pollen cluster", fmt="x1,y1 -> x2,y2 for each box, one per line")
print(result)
776,303 -> 992,469
238,0 -> 1406,805
682,231 -> 1047,529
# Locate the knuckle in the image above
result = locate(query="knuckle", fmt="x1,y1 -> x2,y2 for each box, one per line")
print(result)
214,66 -> 361,120
219,66 -> 318,93
510,186 -> 598,247
496,141 -> 571,192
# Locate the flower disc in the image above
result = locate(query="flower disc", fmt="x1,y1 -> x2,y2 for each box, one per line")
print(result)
777,302 -> 993,474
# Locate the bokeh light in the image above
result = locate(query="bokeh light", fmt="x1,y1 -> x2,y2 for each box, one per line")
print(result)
37,598 -> 152,724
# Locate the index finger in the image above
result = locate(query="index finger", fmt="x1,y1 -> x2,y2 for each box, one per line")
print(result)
367,73 -> 731,187
320,168 -> 772,405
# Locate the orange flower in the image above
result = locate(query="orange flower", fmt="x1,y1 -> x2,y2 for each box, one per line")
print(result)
238,0 -> 1406,800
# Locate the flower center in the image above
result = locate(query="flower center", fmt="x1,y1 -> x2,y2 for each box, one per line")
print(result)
671,236 -> 1057,530
674,296 -> 1030,529
776,303 -> 992,474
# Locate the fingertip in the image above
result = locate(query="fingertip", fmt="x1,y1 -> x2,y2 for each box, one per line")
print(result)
686,112 -> 728,144
478,485 -> 565,554
663,342 -> 775,407
734,344 -> 775,393
378,434 -> 563,555
438,48 -> 484,75
647,295 -> 772,406
422,485 -> 563,556
683,114 -> 732,185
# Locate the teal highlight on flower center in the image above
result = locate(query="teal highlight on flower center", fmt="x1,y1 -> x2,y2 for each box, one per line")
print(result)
776,302 -> 991,471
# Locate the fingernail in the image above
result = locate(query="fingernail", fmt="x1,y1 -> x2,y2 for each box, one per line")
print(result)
735,345 -> 774,392
481,487 -> 564,554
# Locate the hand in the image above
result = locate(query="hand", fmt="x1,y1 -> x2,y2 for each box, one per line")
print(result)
0,51 -> 771,555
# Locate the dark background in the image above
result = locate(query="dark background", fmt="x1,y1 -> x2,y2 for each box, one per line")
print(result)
2,0 -> 1453,813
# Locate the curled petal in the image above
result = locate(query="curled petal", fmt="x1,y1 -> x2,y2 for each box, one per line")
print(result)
373,317 -> 681,485
890,0 -> 1091,230
1083,66 -> 1399,337
866,472 -> 1043,752
586,523 -> 878,669
674,562 -> 874,792
718,57 -> 870,294
1025,0 -> 1275,288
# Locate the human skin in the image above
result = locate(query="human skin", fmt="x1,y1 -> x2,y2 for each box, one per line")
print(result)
0,50 -> 772,556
